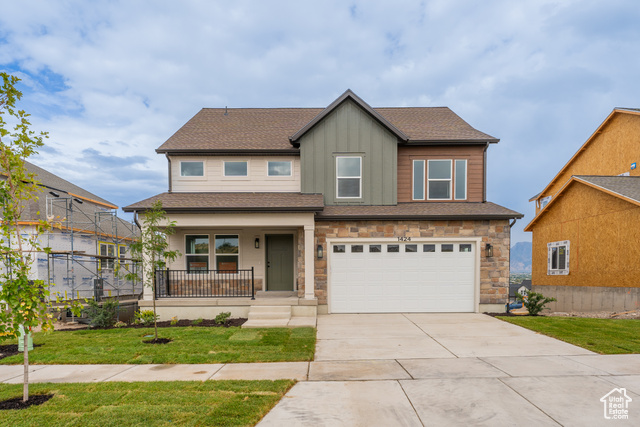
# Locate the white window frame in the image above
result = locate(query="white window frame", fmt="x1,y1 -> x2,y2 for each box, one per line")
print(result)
99,242 -> 116,271
547,240 -> 570,275
412,159 -> 425,200
336,156 -> 362,199
267,160 -> 293,177
214,234 -> 240,273
223,160 -> 249,177
427,159 -> 453,200
454,159 -> 467,200
179,161 -> 205,177
185,234 -> 210,273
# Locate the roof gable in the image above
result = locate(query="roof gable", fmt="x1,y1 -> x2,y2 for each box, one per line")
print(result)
289,89 -> 408,144
525,175 -> 640,231
531,108 -> 640,201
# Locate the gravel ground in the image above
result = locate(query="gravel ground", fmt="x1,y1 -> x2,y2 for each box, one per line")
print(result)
547,309 -> 640,319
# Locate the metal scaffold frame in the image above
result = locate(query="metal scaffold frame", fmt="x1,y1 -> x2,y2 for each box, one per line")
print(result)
44,194 -> 141,304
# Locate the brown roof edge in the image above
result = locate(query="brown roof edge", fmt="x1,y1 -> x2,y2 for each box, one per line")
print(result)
156,149 -> 300,156
316,213 -> 523,221
401,139 -> 499,145
289,89 -> 409,144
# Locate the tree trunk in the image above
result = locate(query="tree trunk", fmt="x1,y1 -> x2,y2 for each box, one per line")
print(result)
23,331 -> 29,402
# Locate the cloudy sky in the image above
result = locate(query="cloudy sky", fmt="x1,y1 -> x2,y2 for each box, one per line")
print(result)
2,0 -> 639,243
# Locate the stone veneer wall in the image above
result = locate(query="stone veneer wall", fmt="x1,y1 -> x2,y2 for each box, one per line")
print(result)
305,220 -> 511,306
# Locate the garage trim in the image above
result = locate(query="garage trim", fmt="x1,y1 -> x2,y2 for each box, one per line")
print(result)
326,237 -> 482,314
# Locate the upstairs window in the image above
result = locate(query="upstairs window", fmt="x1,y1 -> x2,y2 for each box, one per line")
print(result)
548,241 -> 570,275
224,161 -> 248,176
427,159 -> 452,200
455,159 -> 467,200
268,161 -> 292,176
336,156 -> 361,198
180,161 -> 204,177
413,160 -> 425,200
99,242 -> 116,270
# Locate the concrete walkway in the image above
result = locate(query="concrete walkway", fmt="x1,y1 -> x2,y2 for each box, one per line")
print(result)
1,313 -> 638,426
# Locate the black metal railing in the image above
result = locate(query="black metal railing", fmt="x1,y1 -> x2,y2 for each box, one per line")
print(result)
154,268 -> 255,299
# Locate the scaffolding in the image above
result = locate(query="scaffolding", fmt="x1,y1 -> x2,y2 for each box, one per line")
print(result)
44,193 -> 141,303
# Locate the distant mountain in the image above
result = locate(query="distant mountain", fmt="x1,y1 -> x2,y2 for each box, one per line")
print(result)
510,241 -> 532,273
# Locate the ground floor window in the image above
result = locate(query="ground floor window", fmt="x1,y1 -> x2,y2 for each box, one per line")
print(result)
215,234 -> 239,271
547,240 -> 570,275
186,235 -> 209,272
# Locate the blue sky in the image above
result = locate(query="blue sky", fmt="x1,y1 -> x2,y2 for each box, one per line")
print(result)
2,0 -> 640,243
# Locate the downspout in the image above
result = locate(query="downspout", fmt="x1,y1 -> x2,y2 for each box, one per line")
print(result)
483,143 -> 488,202
166,154 -> 172,193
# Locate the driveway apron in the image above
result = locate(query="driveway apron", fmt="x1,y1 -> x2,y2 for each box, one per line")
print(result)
259,313 -> 640,426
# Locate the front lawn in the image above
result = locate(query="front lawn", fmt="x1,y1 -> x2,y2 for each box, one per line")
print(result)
0,326 -> 316,364
0,380 -> 294,426
498,316 -> 640,354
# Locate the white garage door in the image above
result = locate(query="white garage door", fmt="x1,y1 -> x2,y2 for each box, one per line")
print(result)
329,241 -> 476,313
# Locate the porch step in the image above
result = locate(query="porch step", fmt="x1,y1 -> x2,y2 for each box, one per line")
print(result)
243,304 -> 317,328
247,305 -> 292,320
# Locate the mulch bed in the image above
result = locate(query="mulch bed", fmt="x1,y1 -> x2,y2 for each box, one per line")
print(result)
0,394 -> 54,410
56,317 -> 247,331
484,312 -> 529,317
143,338 -> 172,344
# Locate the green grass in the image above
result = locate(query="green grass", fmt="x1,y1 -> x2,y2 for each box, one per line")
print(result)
498,316 -> 640,354
0,327 -> 316,365
0,380 -> 294,426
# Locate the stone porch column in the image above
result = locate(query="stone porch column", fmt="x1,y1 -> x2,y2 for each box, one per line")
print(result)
304,225 -> 315,300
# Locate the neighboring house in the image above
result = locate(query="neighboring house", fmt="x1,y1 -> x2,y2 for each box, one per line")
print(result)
525,108 -> 640,312
0,160 -> 140,301
509,279 -> 531,301
125,90 -> 522,320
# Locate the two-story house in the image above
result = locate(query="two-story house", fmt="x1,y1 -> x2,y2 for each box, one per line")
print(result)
525,108 -> 640,312
124,90 -> 522,322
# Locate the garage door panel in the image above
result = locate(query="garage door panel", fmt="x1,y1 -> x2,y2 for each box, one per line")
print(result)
330,241 -> 476,313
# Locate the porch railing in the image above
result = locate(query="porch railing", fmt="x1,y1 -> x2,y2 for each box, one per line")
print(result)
154,268 -> 255,299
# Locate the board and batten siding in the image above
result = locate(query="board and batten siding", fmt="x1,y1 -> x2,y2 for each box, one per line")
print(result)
300,99 -> 398,205
170,156 -> 301,192
397,145 -> 485,203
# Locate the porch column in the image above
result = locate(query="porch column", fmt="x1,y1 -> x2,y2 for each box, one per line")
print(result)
304,225 -> 315,300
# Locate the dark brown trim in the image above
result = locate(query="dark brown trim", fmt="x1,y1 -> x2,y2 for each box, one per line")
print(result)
400,139 -> 499,145
315,214 -> 523,221
157,149 -> 300,156
124,207 -> 323,214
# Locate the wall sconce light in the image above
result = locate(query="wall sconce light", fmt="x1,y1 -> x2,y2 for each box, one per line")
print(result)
254,237 -> 260,249
317,244 -> 323,259
485,243 -> 493,258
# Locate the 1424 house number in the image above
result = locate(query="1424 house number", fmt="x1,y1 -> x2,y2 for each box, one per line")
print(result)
397,237 -> 411,241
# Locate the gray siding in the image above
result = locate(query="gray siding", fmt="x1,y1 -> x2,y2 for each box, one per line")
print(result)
300,99 -> 397,205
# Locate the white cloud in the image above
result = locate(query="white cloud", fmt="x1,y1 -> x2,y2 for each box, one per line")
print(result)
2,0 -> 640,241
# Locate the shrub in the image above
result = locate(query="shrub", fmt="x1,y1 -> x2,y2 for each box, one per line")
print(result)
134,309 -> 159,326
170,316 -> 179,326
516,291 -> 557,316
84,299 -> 119,328
114,321 -> 127,328
215,312 -> 231,325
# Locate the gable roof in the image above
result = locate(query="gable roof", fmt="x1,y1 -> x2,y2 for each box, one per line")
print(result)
289,89 -> 408,143
524,175 -> 640,231
156,90 -> 499,154
1,160 -> 117,209
530,108 -> 640,201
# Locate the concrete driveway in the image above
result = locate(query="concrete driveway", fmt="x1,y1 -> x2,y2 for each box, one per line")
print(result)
259,313 -> 640,426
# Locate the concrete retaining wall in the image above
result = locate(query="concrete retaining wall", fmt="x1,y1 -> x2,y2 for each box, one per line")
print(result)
533,285 -> 640,312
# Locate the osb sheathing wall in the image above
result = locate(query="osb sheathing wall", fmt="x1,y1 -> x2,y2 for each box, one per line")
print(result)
307,219 -> 511,306
536,112 -> 640,214
532,182 -> 640,288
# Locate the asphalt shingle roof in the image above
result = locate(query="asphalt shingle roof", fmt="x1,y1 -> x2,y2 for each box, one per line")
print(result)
123,192 -> 325,212
316,202 -> 523,220
574,175 -> 640,203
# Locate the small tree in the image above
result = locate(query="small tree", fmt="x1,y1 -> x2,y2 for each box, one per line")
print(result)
0,72 -> 51,402
127,200 -> 179,341
516,291 -> 557,316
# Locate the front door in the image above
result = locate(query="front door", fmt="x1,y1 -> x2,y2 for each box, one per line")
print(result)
266,234 -> 294,291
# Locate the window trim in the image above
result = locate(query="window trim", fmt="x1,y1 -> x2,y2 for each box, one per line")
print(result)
214,234 -> 240,272
427,159 -> 453,200
99,241 -> 116,271
336,156 -> 362,199
547,240 -> 570,275
185,234 -> 210,273
454,159 -> 467,200
412,159 -> 425,200
223,160 -> 249,177
267,160 -> 293,177
179,160 -> 205,178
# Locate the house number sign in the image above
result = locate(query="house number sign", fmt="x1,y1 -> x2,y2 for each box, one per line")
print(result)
397,237 -> 412,241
